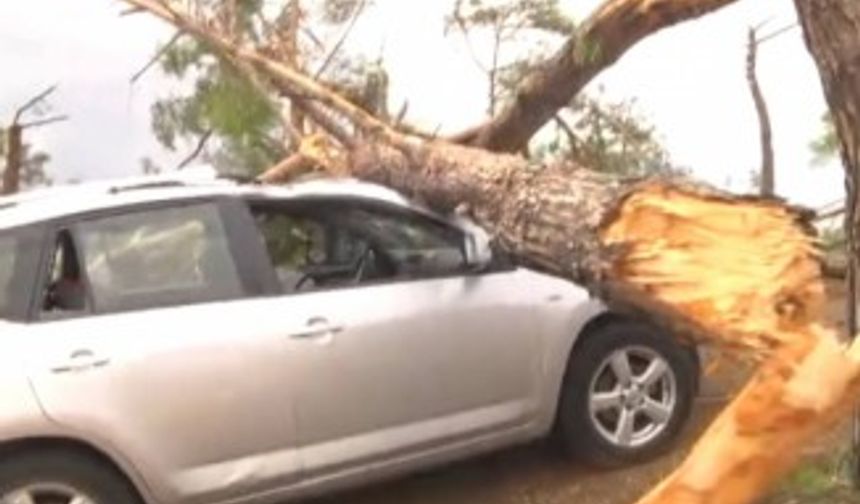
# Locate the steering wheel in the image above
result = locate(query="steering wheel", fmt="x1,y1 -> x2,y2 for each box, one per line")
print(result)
294,271 -> 314,291
351,244 -> 374,283
292,244 -> 376,291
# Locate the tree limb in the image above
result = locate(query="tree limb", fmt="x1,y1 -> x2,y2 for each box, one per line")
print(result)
747,27 -> 775,196
121,0 -> 414,152
314,0 -> 368,79
131,30 -> 183,83
18,115 -> 69,130
452,0 -> 741,152
553,113 -> 580,156
176,129 -> 212,169
757,23 -> 799,45
13,85 -> 58,124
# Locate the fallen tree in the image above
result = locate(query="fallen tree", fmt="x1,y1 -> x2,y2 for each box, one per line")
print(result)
123,1 -> 860,503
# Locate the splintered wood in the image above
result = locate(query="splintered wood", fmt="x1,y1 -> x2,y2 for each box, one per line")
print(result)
601,184 -> 826,354
600,184 -> 860,504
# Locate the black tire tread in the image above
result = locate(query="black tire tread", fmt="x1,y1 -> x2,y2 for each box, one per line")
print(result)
0,448 -> 141,504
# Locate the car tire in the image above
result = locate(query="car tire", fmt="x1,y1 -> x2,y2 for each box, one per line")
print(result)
0,449 -> 141,504
556,319 -> 697,468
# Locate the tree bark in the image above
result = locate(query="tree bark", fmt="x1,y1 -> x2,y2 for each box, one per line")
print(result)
794,0 -> 860,480
346,141 -> 825,354
746,28 -> 775,197
123,3 -> 860,504
2,124 -> 23,195
454,0 -> 741,152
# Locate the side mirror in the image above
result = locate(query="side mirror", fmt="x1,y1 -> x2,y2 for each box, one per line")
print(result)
463,228 -> 493,271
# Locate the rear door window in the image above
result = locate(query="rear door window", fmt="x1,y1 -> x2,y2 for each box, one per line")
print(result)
0,226 -> 44,320
72,203 -> 246,313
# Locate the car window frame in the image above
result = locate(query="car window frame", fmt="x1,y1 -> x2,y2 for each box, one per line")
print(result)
240,195 -> 484,296
27,197 -> 264,322
0,223 -> 49,322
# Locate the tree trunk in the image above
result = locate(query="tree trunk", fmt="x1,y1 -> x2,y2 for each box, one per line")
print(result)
794,0 -> 860,481
2,124 -> 22,195
123,2 -> 860,503
454,0 -> 741,152
347,141 -> 824,349
746,28 -> 775,197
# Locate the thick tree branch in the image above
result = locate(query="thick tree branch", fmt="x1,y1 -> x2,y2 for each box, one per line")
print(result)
453,0 -> 741,152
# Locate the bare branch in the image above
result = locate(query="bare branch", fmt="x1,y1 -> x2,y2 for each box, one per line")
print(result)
13,85 -> 58,124
314,0 -> 368,79
756,23 -> 799,45
747,26 -> 775,196
302,27 -> 325,50
19,115 -> 70,129
176,129 -> 213,169
393,101 -> 409,128
120,5 -> 145,16
131,30 -> 183,83
445,2 -> 491,75
553,114 -> 579,156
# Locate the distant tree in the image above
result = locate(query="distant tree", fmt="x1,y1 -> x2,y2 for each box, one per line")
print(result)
1,85 -> 66,193
0,128 -> 53,189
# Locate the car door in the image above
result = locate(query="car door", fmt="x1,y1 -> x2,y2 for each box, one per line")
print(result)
24,200 -> 304,504
246,197 -> 543,480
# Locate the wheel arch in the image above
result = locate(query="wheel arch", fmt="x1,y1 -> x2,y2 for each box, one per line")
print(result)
549,309 -> 701,437
0,435 -> 154,504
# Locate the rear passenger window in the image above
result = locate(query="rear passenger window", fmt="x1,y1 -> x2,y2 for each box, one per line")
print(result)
0,227 -> 43,320
73,203 -> 245,313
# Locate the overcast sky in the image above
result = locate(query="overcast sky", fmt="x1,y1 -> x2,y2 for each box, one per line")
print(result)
0,0 -> 845,208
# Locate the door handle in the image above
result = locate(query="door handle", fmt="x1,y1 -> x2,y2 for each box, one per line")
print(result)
51,349 -> 111,374
289,317 -> 343,340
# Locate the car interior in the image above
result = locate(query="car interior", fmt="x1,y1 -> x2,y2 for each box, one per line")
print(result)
251,201 -> 467,294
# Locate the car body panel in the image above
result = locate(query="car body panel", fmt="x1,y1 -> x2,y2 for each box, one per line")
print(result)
0,171 -> 618,504
22,300 -> 305,504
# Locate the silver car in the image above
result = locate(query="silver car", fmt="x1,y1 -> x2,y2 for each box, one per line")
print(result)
0,170 -> 697,504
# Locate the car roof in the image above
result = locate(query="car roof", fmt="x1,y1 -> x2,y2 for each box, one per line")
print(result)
0,166 -> 422,230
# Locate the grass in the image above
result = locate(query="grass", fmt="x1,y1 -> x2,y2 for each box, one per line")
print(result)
764,450 -> 860,504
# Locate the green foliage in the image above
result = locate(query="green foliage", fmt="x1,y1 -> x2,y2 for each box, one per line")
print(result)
764,451 -> 858,504
448,0 -> 575,36
149,0 -> 382,175
819,227 -> 845,252
810,113 -> 839,166
152,31 -> 282,174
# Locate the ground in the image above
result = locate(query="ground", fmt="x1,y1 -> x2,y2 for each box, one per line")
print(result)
306,280 -> 859,504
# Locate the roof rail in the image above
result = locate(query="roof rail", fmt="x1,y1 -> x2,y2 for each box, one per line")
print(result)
0,166 -> 232,210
